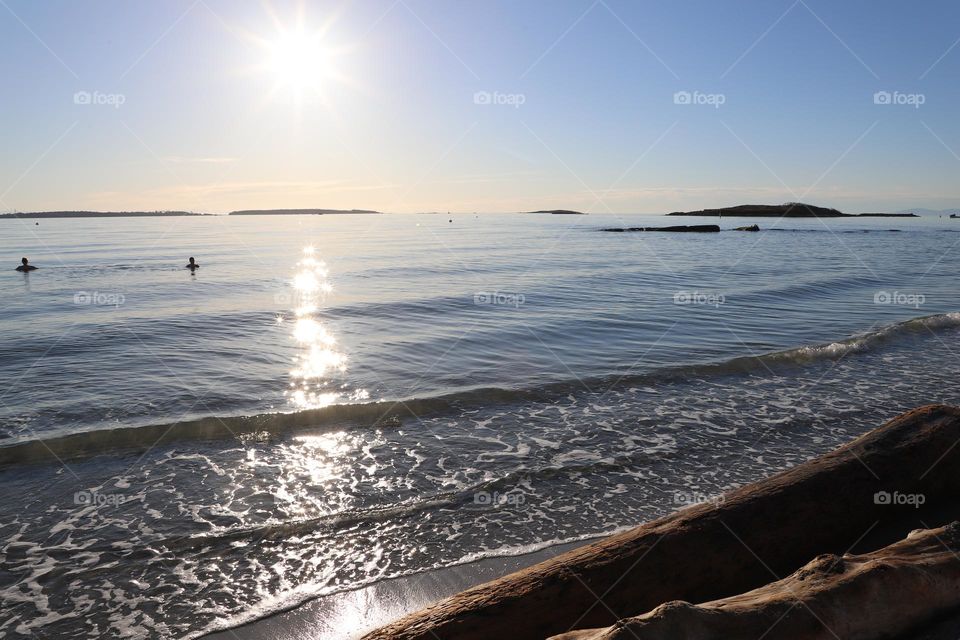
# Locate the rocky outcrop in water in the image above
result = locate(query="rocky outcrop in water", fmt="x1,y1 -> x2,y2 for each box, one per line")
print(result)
362,405 -> 960,640
602,225 -> 720,232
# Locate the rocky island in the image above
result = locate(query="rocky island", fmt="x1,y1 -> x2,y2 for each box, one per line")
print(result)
526,210 -> 586,215
667,203 -> 918,218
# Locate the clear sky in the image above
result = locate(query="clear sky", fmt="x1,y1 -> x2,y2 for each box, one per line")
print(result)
1,0 -> 959,214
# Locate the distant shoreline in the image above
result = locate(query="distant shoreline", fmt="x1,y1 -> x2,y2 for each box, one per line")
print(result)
0,205 -> 931,219
0,208 -> 384,219
0,211 -> 208,219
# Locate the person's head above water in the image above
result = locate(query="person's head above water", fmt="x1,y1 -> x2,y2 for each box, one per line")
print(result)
15,257 -> 37,272
186,256 -> 199,269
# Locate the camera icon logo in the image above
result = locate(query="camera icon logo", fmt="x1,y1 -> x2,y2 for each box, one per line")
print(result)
673,91 -> 692,105
473,91 -> 492,105
74,91 -> 92,105
873,91 -> 892,105
873,491 -> 891,505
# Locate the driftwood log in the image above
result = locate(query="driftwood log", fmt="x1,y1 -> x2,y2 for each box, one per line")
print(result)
551,522 -> 960,640
363,405 -> 960,640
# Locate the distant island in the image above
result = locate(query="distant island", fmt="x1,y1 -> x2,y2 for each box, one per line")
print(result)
667,203 -> 918,218
228,208 -> 380,215
526,209 -> 586,215
899,208 -> 960,217
0,210 -> 207,219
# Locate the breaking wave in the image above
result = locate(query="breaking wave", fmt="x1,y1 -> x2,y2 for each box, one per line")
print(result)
3,311 -> 958,467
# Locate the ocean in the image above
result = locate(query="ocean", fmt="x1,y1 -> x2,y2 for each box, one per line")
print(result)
1,212 -> 959,638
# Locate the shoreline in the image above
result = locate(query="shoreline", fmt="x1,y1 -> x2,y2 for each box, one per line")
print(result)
202,538 -> 596,640
205,405 -> 960,640
363,405 -> 960,640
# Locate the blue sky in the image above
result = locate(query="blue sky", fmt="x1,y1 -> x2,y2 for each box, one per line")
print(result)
1,0 -> 958,213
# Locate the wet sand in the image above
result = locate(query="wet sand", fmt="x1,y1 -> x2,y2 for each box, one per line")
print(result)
204,540 -> 594,640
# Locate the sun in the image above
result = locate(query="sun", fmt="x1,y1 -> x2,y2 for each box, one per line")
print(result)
238,3 -> 361,113
266,28 -> 329,93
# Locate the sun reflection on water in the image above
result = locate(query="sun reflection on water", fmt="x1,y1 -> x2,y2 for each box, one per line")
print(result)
283,247 -> 364,409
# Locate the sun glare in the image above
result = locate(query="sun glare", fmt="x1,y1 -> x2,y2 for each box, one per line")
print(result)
240,4 -> 360,112
280,246 -> 358,410
267,29 -> 329,92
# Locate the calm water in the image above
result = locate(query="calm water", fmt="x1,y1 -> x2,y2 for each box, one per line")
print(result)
2,213 -> 960,638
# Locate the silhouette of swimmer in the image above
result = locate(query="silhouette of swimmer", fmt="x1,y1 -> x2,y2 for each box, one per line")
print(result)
15,257 -> 37,272
185,257 -> 199,271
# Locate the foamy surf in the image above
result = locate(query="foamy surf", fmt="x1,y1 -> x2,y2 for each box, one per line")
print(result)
3,311 -> 960,639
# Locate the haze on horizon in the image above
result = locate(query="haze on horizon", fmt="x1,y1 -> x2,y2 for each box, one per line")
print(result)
1,0 -> 959,215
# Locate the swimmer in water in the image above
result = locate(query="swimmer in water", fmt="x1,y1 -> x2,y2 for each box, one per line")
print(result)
15,257 -> 37,272
185,257 -> 199,271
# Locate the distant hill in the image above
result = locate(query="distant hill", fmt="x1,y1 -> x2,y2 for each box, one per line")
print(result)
229,208 -> 380,215
0,210 -> 207,219
668,203 -> 917,218
526,209 -> 586,215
